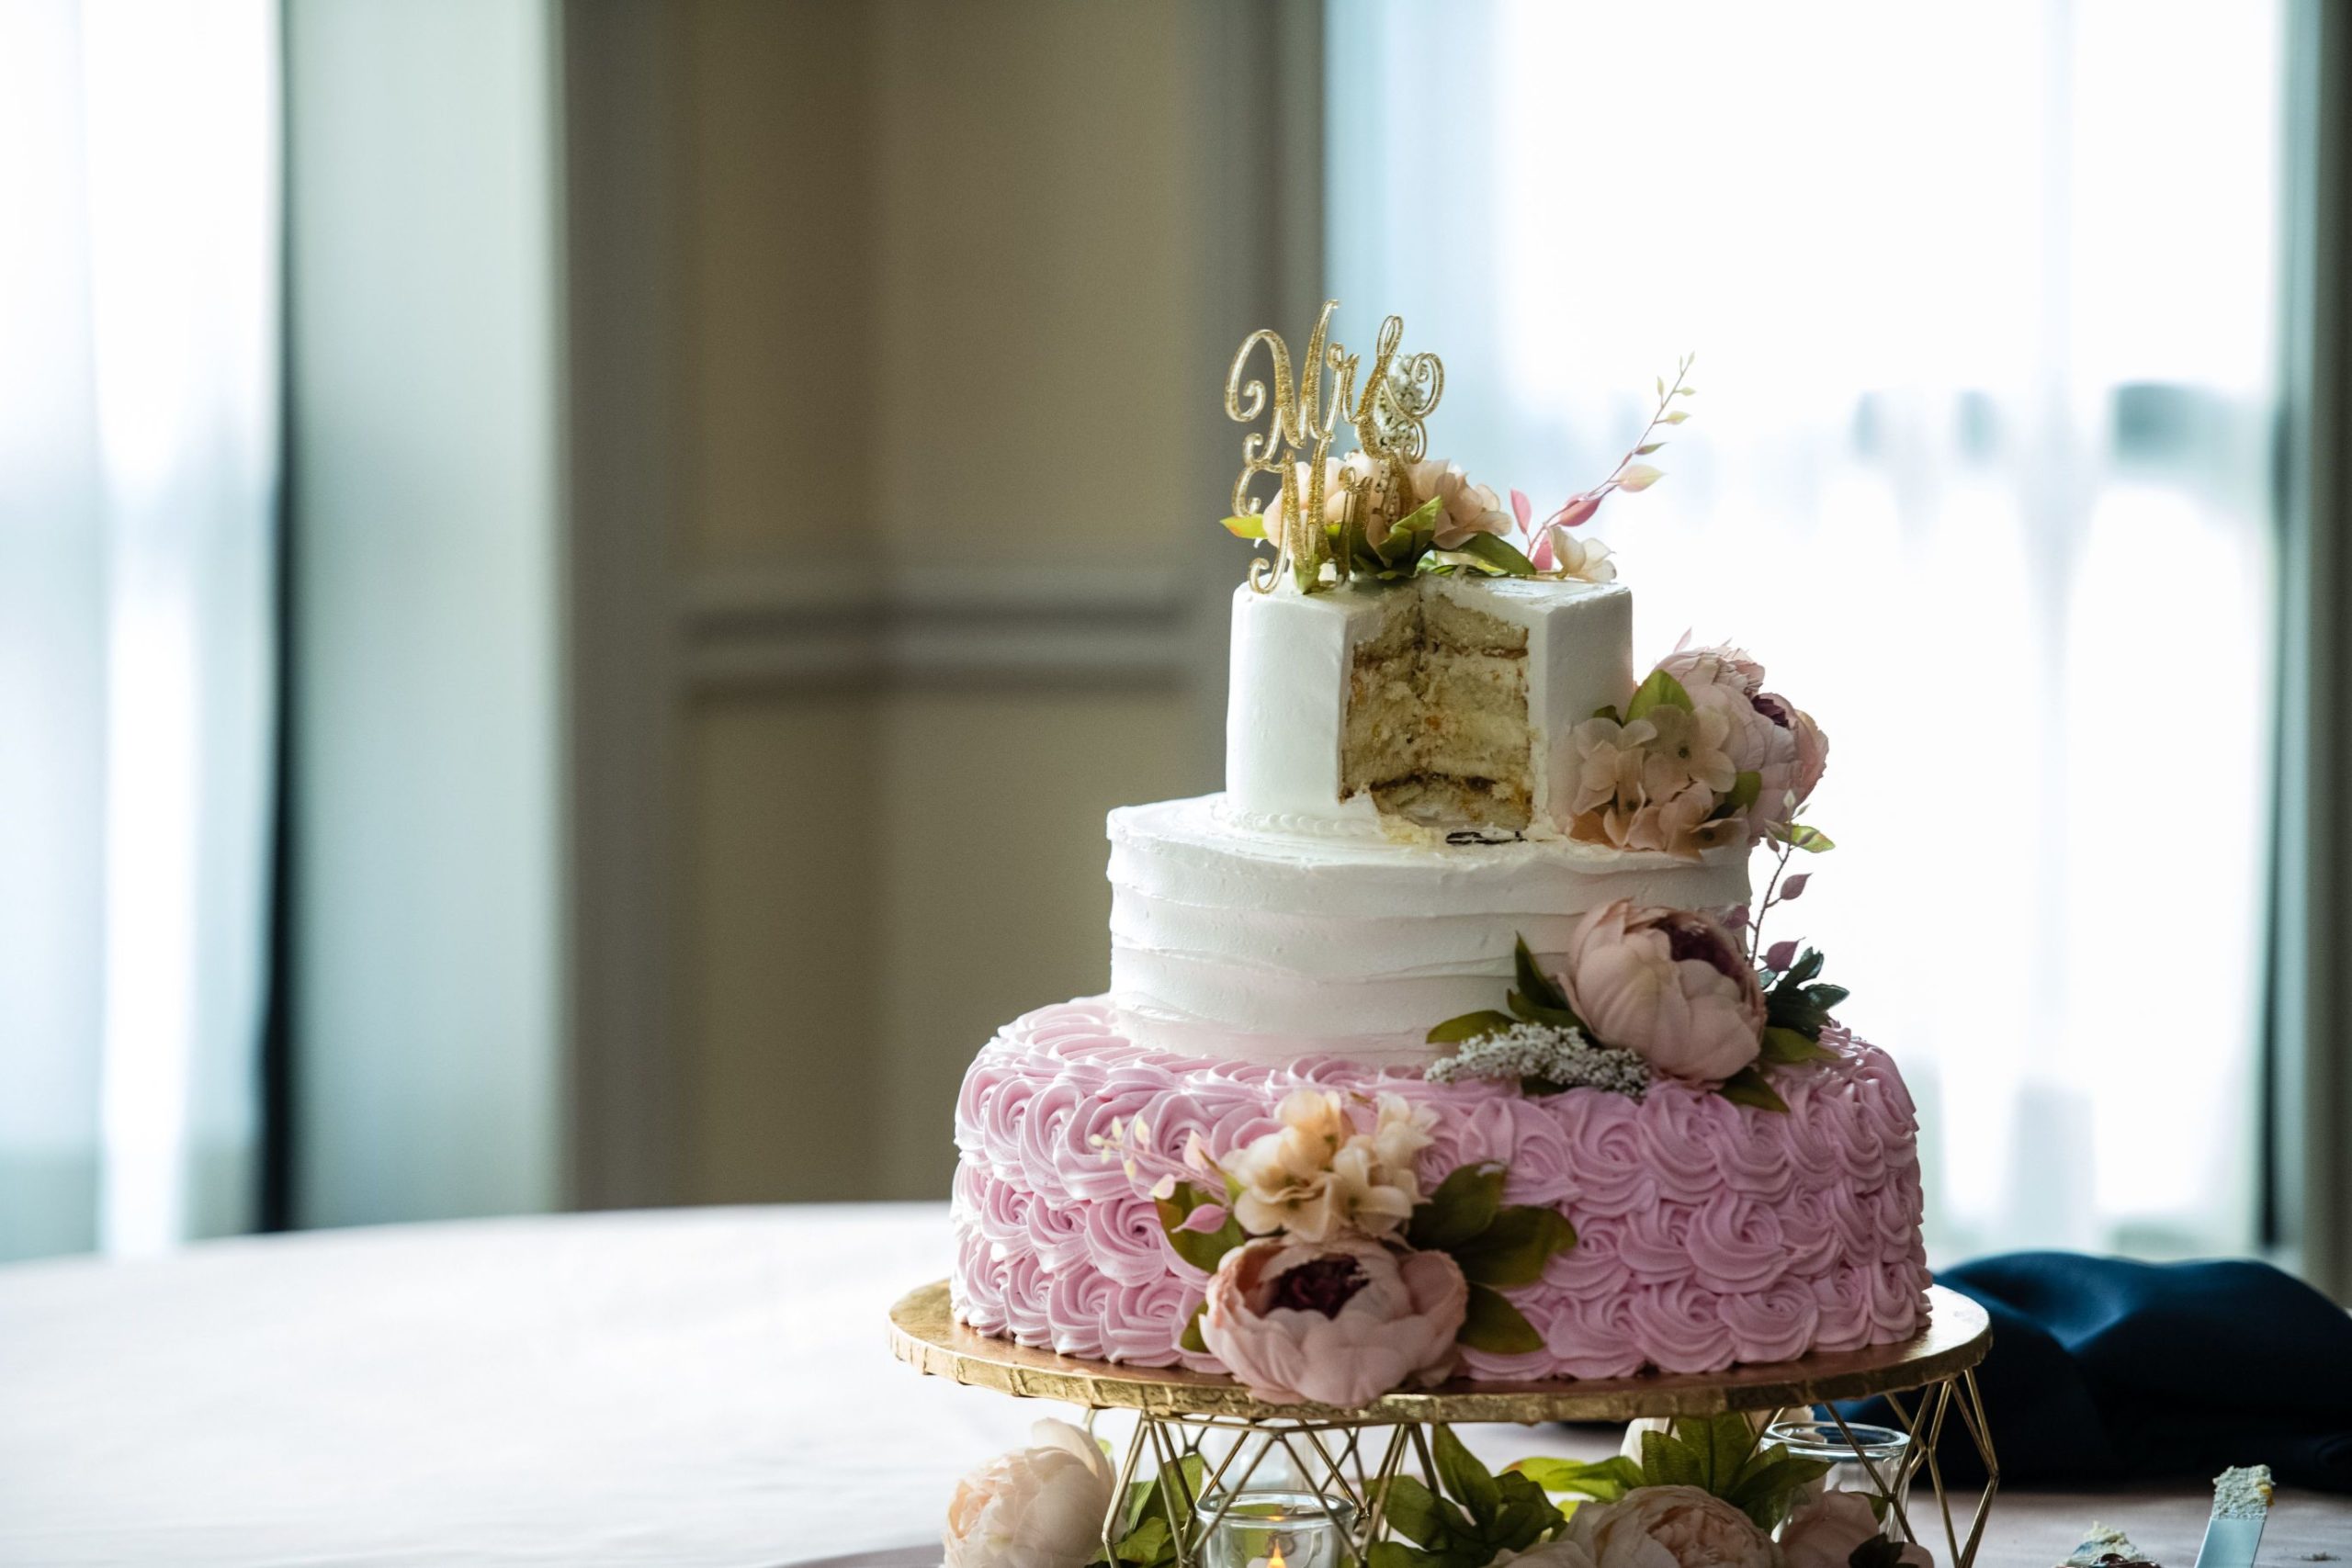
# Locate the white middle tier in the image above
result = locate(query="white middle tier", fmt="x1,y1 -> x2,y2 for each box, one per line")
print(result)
1107,794 -> 1751,1066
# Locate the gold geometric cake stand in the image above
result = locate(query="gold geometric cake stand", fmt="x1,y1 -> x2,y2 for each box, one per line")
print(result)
891,1280 -> 1997,1566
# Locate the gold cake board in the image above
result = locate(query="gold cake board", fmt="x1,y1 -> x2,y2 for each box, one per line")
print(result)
889,1279 -> 1989,1422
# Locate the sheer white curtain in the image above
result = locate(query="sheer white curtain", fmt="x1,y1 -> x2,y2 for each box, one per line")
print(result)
0,0 -> 278,1259
1330,1 -> 2283,1262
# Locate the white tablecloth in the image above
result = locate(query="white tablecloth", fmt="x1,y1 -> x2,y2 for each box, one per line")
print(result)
2,1205 -> 2345,1566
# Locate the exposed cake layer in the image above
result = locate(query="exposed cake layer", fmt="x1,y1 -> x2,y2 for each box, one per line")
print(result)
950,1000 -> 1930,1381
1108,795 -> 1750,1064
1227,576 -> 1634,833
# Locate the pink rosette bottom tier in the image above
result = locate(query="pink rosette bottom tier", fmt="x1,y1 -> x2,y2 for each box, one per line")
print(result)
950,998 -> 1931,1382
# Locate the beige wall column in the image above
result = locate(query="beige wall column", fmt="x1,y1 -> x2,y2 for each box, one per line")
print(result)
563,0 -> 1323,1205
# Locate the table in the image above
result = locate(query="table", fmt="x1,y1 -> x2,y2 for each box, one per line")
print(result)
0,1206 -> 2343,1566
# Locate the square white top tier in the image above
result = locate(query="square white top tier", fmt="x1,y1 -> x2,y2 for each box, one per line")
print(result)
1224,575 -> 1634,832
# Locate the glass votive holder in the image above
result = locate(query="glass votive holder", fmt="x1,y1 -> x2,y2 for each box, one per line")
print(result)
1198,1487 -> 1357,1568
1762,1419 -> 1912,1530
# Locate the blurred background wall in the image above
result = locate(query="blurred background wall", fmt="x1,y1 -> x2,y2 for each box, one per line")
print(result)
288,0 -> 1324,1221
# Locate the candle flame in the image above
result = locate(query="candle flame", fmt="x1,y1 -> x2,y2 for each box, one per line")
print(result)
1267,1546 -> 1286,1568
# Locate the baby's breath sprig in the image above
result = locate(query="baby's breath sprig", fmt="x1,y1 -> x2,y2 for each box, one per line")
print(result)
1425,1021 -> 1651,1100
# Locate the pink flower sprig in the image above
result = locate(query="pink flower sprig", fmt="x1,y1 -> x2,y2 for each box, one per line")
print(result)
1541,351 -> 1698,535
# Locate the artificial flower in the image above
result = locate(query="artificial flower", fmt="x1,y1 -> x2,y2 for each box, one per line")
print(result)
1753,692 -> 1829,825
1654,642 -> 1829,831
1342,449 -> 1408,548
1225,1089 -> 1434,1243
1407,458 -> 1514,549
1532,525 -> 1619,582
1562,900 -> 1765,1082
1199,1235 -> 1466,1405
1566,1483 -> 1776,1568
1259,457 -> 1351,544
1567,706 -> 1743,858
1779,1491 -> 1933,1568
942,1418 -> 1115,1568
1490,1540 -> 1600,1568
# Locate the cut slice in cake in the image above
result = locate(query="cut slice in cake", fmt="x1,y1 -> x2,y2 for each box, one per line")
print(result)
1227,574 -> 1632,835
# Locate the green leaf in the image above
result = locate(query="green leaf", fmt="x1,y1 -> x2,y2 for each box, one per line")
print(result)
1804,983 -> 1851,1011
1178,1303 -> 1207,1354
1154,1187 -> 1246,1273
1624,669 -> 1696,722
1634,441 -> 1665,456
1408,1162 -> 1506,1251
1722,1449 -> 1837,1529
1510,1455 -> 1646,1503
1778,822 -> 1837,852
1452,1204 -> 1577,1288
1220,513 -> 1266,540
1848,1538 -> 1911,1568
1640,1427 -> 1705,1491
1717,1066 -> 1790,1113
1513,936 -> 1574,1015
1758,1024 -> 1836,1065
1113,1515 -> 1170,1564
1725,771 -> 1762,811
1487,1471 -> 1565,1551
1458,1283 -> 1545,1353
1505,989 -> 1579,1029
1433,1425 -> 1502,1529
1782,948 -> 1826,987
1427,1009 -> 1517,1046
1378,1475 -> 1461,1549
1366,1543 -> 1438,1568
1376,495 -> 1444,564
1452,532 -> 1539,578
1590,704 -> 1625,724
1677,1412 -> 1758,1491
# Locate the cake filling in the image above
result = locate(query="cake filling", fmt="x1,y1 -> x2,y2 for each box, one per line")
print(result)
1341,583 -> 1532,829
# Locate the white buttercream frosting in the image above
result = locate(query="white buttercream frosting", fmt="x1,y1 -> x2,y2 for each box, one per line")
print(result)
1107,795 -> 1751,1064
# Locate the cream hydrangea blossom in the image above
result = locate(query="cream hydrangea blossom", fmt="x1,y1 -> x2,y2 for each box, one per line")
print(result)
1569,704 -> 1742,857
1225,1089 -> 1436,1243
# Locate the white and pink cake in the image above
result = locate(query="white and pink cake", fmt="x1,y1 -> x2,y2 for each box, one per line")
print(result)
948,316 -> 1927,1403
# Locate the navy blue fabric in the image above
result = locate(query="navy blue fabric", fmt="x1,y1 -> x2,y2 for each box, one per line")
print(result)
1837,1252 -> 2352,1492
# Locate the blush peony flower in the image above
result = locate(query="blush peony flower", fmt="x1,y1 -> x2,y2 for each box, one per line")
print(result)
1566,1484 -> 1775,1568
1494,1540 -> 1600,1568
1407,458 -> 1514,548
1224,1089 -> 1434,1243
1752,692 -> 1829,825
1779,1491 -> 1933,1568
1653,643 -> 1829,831
1562,901 -> 1765,1082
943,1418 -> 1115,1568
1200,1235 -> 1467,1406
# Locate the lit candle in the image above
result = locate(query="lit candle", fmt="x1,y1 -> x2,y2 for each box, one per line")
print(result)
1203,1490 -> 1353,1568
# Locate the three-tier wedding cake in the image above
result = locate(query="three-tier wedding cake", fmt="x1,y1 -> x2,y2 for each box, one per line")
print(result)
948,308 -> 1926,1407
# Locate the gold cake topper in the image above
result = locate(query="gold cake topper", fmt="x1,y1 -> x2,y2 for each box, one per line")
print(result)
1225,300 -> 1443,592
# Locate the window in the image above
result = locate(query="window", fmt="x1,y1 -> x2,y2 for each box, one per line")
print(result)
1330,0 -> 2285,1260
